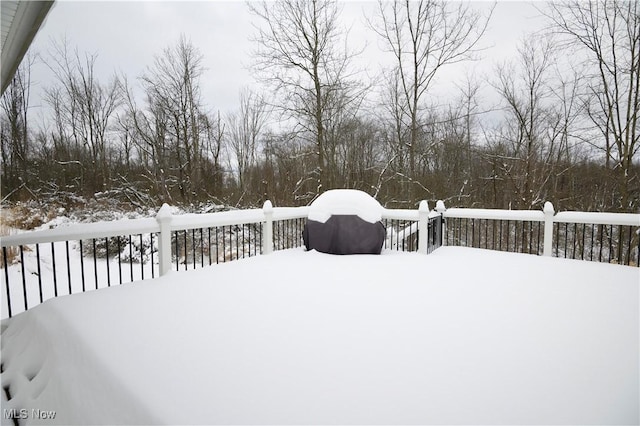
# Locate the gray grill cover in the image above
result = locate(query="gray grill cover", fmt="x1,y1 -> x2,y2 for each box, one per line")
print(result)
303,215 -> 385,255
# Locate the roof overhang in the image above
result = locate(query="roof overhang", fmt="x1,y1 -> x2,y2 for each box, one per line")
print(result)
1,0 -> 55,95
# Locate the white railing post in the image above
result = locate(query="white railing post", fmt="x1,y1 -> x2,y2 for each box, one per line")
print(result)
263,200 -> 274,255
435,200 -> 447,246
156,203 -> 173,276
543,201 -> 555,257
418,200 -> 430,254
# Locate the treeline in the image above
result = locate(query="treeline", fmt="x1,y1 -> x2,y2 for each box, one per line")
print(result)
1,1 -> 638,212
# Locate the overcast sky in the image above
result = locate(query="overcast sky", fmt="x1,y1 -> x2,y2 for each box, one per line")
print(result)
26,1 -> 548,123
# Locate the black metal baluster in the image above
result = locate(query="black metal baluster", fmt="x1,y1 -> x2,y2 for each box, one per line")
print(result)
52,242 -> 58,297
471,219 -> 475,248
608,225 -> 613,263
140,234 -> 144,280
282,221 -> 286,250
625,226 -> 632,266
3,247 -> 12,318
93,239 -> 98,289
192,229 -> 196,269
175,231 -> 179,271
66,241 -> 72,294
222,226 -> 226,262
129,235 -> 134,282
572,223 -> 577,260
150,233 -> 155,278
217,227 -> 220,263
79,241 -> 85,292
116,236 -> 122,284
254,223 -> 258,256
242,225 -> 246,258
208,228 -> 212,265
506,220 -> 510,252
236,226 -> 240,259
105,238 -> 111,287
563,223 -> 568,259
484,219 -> 488,249
200,228 -> 204,267
491,220 -> 495,250
590,224 -> 595,261
598,224 -> 604,262
617,225 -> 623,265
581,224 -> 586,260
184,231 -> 188,271
36,244 -> 43,302
20,246 -> 27,311
117,237 -> 123,285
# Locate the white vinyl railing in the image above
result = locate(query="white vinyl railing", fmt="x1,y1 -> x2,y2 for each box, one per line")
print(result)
1,199 -> 638,318
0,201 -> 439,318
438,201 -> 639,263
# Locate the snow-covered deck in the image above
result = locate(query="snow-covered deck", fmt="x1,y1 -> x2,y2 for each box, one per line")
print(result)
1,247 -> 638,425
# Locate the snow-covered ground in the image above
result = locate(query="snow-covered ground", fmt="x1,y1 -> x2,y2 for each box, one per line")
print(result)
1,247 -> 638,425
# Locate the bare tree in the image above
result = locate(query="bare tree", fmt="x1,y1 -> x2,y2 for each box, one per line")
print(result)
119,75 -> 173,203
1,55 -> 34,199
202,110 -> 226,197
44,40 -> 121,193
226,90 -> 269,194
489,36 -> 581,209
249,0 -> 362,199
131,35 -> 207,203
544,0 -> 640,210
371,0 -> 492,204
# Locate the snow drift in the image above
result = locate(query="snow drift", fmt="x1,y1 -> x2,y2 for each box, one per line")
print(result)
1,247 -> 638,425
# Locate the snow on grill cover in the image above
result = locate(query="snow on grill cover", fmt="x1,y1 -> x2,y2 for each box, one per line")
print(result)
303,189 -> 385,255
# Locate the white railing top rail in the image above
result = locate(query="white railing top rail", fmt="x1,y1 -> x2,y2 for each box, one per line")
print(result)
382,208 -> 419,221
169,208 -> 265,231
442,206 -> 639,227
0,217 -> 160,247
443,208 -> 544,222
554,211 -> 640,226
272,206 -> 310,221
0,205 -> 312,248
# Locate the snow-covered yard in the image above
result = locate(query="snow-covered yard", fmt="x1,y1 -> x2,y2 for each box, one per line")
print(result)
1,246 -> 637,425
